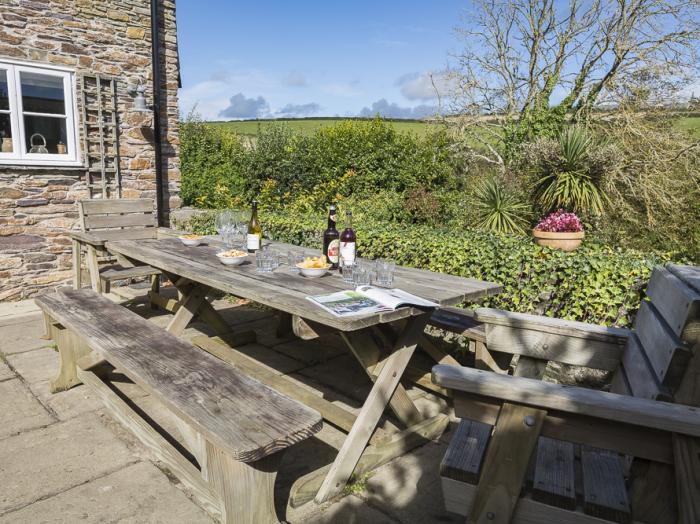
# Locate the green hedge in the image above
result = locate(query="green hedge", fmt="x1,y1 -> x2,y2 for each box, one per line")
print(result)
179,211 -> 674,327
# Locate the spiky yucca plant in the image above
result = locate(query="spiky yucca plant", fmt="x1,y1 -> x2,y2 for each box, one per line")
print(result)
474,177 -> 530,234
535,126 -> 606,215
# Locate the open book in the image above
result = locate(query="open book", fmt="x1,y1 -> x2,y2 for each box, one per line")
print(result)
307,286 -> 438,318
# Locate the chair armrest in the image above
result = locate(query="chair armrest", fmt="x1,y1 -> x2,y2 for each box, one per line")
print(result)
432,364 -> 700,437
68,231 -> 106,247
474,307 -> 630,344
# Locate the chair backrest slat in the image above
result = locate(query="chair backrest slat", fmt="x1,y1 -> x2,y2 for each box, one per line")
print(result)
645,267 -> 700,339
613,265 -> 699,402
77,198 -> 157,239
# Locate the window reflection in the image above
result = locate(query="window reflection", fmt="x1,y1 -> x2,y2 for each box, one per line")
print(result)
0,114 -> 12,153
0,70 -> 8,111
24,115 -> 67,154
20,72 -> 65,115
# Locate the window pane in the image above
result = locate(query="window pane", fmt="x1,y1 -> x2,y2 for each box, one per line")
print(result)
0,70 -> 8,111
20,72 -> 65,115
0,113 -> 12,153
24,115 -> 68,155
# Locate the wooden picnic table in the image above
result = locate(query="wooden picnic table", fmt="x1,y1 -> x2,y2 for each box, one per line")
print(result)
105,235 -> 502,503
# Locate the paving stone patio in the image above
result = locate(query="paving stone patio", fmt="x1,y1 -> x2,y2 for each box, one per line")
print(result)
0,291 -> 462,524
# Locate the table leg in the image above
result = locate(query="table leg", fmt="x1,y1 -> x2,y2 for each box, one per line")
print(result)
72,240 -> 82,290
315,315 -> 430,503
163,273 -> 233,337
166,283 -> 210,336
342,329 -> 424,427
85,245 -> 101,292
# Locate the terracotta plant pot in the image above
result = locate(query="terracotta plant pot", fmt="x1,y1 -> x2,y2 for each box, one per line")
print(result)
532,229 -> 584,252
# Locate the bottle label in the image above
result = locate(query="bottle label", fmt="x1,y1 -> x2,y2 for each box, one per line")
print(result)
340,242 -> 356,266
246,233 -> 260,250
327,239 -> 340,263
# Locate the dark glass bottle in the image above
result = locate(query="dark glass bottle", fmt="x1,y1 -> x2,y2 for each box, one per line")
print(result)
340,210 -> 356,270
322,204 -> 340,269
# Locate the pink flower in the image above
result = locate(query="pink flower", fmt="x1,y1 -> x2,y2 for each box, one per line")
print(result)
535,209 -> 584,233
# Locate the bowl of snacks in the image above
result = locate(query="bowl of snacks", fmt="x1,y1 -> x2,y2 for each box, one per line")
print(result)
296,255 -> 331,278
179,234 -> 204,247
216,249 -> 248,266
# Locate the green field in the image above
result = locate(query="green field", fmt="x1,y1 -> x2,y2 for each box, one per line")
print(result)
206,116 -> 700,138
207,118 -> 436,136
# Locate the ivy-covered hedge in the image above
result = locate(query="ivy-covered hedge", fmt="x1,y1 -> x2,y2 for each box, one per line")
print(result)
179,211 -> 675,327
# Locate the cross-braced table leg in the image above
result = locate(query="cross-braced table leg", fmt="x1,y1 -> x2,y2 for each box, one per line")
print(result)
163,272 -> 233,338
315,314 -> 431,503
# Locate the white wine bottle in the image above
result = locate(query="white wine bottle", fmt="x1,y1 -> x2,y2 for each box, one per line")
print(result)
246,200 -> 262,252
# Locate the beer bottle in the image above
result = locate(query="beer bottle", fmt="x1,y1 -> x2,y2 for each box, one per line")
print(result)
246,200 -> 262,253
340,210 -> 356,270
322,204 -> 340,269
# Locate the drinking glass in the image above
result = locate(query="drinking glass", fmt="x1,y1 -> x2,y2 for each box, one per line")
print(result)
288,252 -> 305,272
341,263 -> 355,284
352,264 -> 372,286
375,259 -> 396,287
216,211 -> 233,246
255,250 -> 275,273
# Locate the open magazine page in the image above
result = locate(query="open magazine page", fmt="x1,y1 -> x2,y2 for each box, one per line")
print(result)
355,286 -> 438,309
307,291 -> 390,318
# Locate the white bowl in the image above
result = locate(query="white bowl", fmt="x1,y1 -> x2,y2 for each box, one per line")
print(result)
179,236 -> 203,247
297,265 -> 331,278
216,252 -> 247,266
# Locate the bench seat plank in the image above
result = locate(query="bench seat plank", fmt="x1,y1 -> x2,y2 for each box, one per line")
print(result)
35,288 -> 322,463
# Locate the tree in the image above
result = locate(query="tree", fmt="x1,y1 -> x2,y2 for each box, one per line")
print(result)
447,0 -> 700,163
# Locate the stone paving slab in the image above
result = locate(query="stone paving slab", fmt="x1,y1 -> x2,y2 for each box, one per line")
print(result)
363,439 -> 462,524
0,413 -> 136,515
0,378 -> 54,439
0,359 -> 14,381
272,334 -> 348,365
0,461 -> 213,524
6,347 -> 103,421
0,313 -> 52,355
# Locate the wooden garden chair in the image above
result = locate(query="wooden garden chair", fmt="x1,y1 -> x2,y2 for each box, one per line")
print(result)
432,263 -> 700,524
70,198 -> 161,298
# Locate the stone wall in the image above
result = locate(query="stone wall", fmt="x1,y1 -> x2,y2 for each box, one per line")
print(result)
0,0 -> 180,301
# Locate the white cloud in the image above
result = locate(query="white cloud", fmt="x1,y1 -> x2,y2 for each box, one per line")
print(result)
358,99 -> 439,119
275,102 -> 321,117
396,71 -> 453,101
219,93 -> 269,119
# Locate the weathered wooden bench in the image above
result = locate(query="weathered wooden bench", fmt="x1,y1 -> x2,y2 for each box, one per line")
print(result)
432,263 -> 700,523
36,288 -> 322,524
70,198 -> 161,297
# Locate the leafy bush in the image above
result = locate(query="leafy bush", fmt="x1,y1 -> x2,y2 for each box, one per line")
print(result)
473,177 -> 531,234
520,126 -> 618,216
180,116 -> 248,209
178,210 -> 674,327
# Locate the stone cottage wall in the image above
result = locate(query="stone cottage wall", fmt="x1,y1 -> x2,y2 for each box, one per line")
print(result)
0,0 -> 180,301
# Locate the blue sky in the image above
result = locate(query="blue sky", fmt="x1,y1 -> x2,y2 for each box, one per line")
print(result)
176,0 -> 464,120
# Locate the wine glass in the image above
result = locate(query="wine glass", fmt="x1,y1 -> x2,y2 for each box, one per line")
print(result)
216,211 -> 233,246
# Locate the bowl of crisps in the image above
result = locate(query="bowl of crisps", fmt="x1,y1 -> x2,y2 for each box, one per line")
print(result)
216,249 -> 248,266
179,234 -> 204,247
296,255 -> 331,278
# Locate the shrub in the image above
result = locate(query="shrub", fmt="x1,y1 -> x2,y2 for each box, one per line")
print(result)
520,126 -> 618,216
180,116 -> 248,208
178,210 -> 674,327
473,177 -> 531,234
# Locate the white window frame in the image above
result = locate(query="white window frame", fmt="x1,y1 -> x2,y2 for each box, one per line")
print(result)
0,59 -> 81,167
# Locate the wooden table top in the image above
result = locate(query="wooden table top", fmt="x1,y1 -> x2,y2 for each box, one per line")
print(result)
106,237 -> 502,332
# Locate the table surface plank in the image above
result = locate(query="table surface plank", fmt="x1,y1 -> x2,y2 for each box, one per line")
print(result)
106,237 -> 502,331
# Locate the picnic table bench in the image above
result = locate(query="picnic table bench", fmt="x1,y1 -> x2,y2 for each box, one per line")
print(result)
36,288 -> 322,524
433,263 -> 700,523
103,236 -> 502,503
